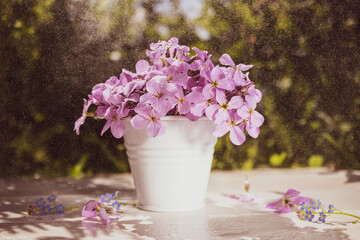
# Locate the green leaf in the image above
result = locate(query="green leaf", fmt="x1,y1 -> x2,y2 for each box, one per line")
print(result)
269,152 -> 287,167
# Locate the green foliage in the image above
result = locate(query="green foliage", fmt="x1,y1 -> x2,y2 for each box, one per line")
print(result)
308,155 -> 324,168
68,154 -> 89,179
270,152 -> 287,167
1,0 -> 360,178
200,0 -> 360,170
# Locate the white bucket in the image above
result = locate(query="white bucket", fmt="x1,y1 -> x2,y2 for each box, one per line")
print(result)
123,116 -> 217,212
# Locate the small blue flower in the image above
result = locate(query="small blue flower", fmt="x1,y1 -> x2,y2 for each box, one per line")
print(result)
328,204 -> 335,214
42,205 -> 52,215
55,203 -> 65,214
112,201 -> 121,210
100,193 -> 112,203
47,194 -> 57,203
318,211 -> 326,223
111,191 -> 119,199
36,198 -> 46,208
312,199 -> 321,210
304,210 -> 314,222
301,201 -> 311,211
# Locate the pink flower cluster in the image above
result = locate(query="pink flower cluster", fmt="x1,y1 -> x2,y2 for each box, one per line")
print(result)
74,37 -> 264,145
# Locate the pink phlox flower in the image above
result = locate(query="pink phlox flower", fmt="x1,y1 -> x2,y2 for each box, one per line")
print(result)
212,110 -> 246,145
245,85 -> 262,105
96,105 -> 108,118
236,96 -> 264,138
98,208 -> 110,225
74,98 -> 93,135
103,86 -> 125,106
82,200 -> 102,219
185,77 -> 198,91
185,112 -> 201,121
192,47 -> 207,62
140,76 -> 177,115
123,69 -> 163,97
205,89 -> 243,124
131,104 -> 166,138
121,60 -> 156,92
82,200 -> 118,225
75,39 -> 264,146
135,59 -> 151,75
146,37 -> 190,63
190,86 -> 215,117
91,76 -> 123,105
189,47 -> 213,71
101,105 -> 129,138
171,86 -> 204,115
219,54 -> 253,86
203,57 -> 214,72
122,59 -> 150,79
201,65 -> 235,93
91,84 -> 107,105
266,189 -> 310,213
162,61 -> 189,87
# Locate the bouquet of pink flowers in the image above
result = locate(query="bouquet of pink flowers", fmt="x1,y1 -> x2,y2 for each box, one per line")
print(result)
74,37 -> 264,145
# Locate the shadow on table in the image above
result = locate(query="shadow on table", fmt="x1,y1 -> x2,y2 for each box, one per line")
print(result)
0,176 -> 137,239
346,171 -> 360,183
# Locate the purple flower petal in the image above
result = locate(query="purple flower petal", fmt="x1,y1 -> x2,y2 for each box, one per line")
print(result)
186,91 -> 204,104
233,71 -> 247,86
218,78 -> 235,91
202,84 -> 215,99
214,108 -> 229,124
212,122 -> 230,137
219,54 -> 235,67
290,196 -> 311,205
97,106 -> 109,118
275,204 -> 291,213
228,96 -> 243,109
185,112 -> 200,121
190,102 -> 206,117
131,115 -> 148,130
246,126 -> 260,138
110,119 -> 125,139
82,200 -> 101,219
266,199 -> 283,210
229,126 -> 246,145
101,120 -> 112,136
210,65 -> 225,81
146,120 -> 163,138
237,63 -> 253,71
178,100 -> 191,115
250,111 -> 264,127
215,89 -> 227,105
284,189 -> 300,197
136,59 -> 150,74
237,105 -> 250,120
99,208 -> 110,225
205,104 -> 219,120
74,99 -> 93,135
200,68 -> 211,81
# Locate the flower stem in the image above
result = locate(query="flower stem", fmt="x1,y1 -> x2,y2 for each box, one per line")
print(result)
65,207 -> 79,211
335,208 -> 344,214
120,202 -> 137,206
332,212 -> 360,220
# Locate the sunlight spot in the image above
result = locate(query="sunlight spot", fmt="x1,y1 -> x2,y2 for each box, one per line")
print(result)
195,26 -> 210,41
122,224 -> 136,232
109,51 -> 121,61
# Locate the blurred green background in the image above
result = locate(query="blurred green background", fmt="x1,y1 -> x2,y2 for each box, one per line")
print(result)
1,0 -> 360,178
